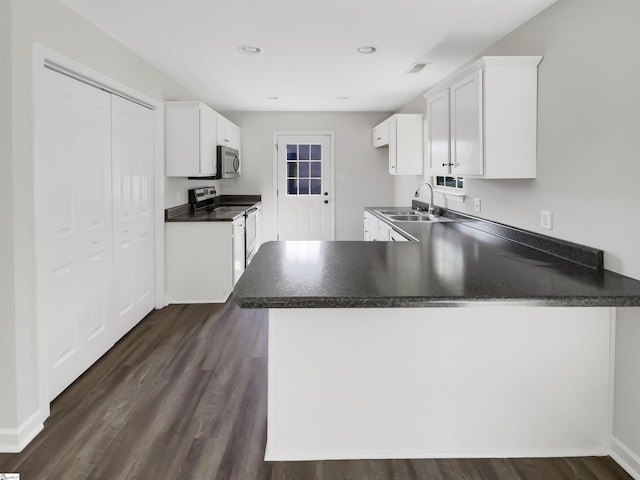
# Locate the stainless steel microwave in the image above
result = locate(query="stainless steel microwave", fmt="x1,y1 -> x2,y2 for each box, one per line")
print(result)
216,146 -> 240,179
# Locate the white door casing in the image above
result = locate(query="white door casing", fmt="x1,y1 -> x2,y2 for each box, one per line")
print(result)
275,133 -> 334,241
111,95 -> 155,340
36,68 -> 114,400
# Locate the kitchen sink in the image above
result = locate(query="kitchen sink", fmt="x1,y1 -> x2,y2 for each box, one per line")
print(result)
378,209 -> 423,216
389,215 -> 436,222
373,209 -> 453,223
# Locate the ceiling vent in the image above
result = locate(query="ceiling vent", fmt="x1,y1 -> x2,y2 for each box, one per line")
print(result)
406,62 -> 430,74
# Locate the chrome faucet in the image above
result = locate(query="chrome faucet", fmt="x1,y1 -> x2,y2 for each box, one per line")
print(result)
414,181 -> 435,216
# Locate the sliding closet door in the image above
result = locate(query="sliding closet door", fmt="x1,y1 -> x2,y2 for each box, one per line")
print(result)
37,68 -> 114,400
111,95 -> 155,339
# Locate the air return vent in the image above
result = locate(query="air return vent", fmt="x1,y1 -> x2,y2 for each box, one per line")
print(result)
406,62 -> 429,74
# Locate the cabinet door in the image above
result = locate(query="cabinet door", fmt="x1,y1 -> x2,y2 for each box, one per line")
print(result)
377,221 -> 391,241
388,117 -> 398,174
426,89 -> 451,175
373,120 -> 389,148
390,230 -> 409,241
450,70 -> 483,176
166,104 -> 199,177
228,120 -> 242,151
365,212 -> 378,241
199,105 -> 217,175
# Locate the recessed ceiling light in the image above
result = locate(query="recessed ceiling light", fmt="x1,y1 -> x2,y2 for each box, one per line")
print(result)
357,46 -> 377,54
267,96 -> 279,100
238,45 -> 263,55
337,96 -> 349,100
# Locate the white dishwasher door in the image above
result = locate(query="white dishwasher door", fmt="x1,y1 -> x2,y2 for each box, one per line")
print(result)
232,216 -> 246,285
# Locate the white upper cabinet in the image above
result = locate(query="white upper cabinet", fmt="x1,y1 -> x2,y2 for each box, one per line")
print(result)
373,113 -> 424,176
425,88 -> 451,176
450,69 -> 484,176
216,113 -> 242,151
166,102 -> 217,177
372,120 -> 390,148
425,56 -> 542,179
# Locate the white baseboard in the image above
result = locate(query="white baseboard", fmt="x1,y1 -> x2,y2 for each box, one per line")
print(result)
0,409 -> 45,453
265,447 -> 610,462
611,436 -> 640,480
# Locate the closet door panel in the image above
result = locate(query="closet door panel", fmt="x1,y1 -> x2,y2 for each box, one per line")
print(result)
38,68 -> 113,400
111,95 -> 155,339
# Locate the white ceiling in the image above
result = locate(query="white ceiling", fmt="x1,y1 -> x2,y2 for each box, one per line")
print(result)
60,0 -> 558,112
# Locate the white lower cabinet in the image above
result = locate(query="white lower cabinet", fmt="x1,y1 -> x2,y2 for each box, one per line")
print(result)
390,230 -> 410,241
364,210 -> 413,242
166,222 -> 238,303
377,221 -> 392,241
363,211 -> 378,240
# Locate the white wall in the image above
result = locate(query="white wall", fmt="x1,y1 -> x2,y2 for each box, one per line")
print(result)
400,0 -> 640,470
4,0 -> 202,450
222,112 -> 394,241
0,0 -> 18,435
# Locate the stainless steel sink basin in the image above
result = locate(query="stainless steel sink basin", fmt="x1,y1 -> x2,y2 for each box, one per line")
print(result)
389,215 -> 436,222
373,208 -> 452,223
378,209 -> 422,216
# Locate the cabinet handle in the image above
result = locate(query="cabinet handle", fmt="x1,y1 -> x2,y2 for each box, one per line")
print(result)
376,137 -> 381,140
442,163 -> 454,167
324,200 -> 328,204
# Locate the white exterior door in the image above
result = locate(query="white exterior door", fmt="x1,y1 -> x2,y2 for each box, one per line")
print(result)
276,134 -> 333,240
111,95 -> 155,339
37,68 -> 114,400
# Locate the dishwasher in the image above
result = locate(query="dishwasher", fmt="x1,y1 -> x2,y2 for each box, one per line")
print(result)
232,215 -> 245,285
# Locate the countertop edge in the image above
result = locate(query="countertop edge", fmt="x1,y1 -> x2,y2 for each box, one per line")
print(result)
233,294 -> 640,309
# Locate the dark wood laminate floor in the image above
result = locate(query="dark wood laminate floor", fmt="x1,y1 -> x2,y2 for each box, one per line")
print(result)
0,301 -> 632,480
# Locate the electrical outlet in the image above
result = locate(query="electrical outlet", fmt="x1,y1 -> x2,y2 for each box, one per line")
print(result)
176,192 -> 183,203
540,210 -> 553,230
474,198 -> 481,212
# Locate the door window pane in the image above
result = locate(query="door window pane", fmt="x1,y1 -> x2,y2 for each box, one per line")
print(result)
299,162 -> 310,177
287,144 -> 297,160
299,144 -> 310,160
287,179 -> 298,195
310,179 -> 321,195
310,144 -> 321,160
285,143 -> 322,196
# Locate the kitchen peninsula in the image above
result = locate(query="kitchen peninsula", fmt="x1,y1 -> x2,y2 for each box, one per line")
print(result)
233,210 -> 640,461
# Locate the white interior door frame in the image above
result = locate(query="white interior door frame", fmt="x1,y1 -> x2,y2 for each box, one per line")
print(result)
32,44 -> 166,424
272,131 -> 336,241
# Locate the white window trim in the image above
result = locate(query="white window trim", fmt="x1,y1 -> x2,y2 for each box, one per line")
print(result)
432,176 -> 466,203
434,187 -> 466,203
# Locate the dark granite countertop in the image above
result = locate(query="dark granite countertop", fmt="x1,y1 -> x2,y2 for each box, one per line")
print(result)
165,195 -> 261,222
233,208 -> 640,308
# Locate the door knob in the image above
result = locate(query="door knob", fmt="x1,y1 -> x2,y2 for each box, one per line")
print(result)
324,192 -> 328,196
324,200 -> 328,204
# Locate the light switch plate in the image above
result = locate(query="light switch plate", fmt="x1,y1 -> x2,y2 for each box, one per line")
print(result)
540,210 -> 553,230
